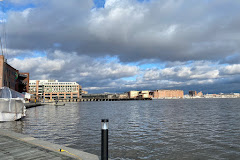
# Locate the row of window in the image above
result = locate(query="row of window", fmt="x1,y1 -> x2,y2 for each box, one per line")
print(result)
45,93 -> 78,95
29,83 -> 77,85
44,86 -> 78,88
30,84 -> 78,88
30,89 -> 78,92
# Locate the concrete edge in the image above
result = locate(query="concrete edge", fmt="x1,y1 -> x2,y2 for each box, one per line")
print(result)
24,103 -> 42,108
0,129 -> 99,160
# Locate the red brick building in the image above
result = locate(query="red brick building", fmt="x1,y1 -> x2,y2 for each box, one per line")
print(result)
0,55 -> 29,93
150,90 -> 184,99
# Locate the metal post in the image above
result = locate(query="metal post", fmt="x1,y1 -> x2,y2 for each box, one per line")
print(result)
101,119 -> 109,160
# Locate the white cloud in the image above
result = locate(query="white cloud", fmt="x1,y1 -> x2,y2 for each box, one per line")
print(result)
3,0 -> 240,93
4,0 -> 240,63
141,61 -> 238,91
190,70 -> 219,79
221,64 -> 240,75
9,57 -> 65,72
8,50 -> 139,92
143,69 -> 160,81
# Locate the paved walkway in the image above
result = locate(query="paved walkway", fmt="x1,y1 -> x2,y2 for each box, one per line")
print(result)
0,130 -> 99,160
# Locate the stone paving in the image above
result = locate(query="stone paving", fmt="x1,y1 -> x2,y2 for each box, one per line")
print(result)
0,130 -> 99,160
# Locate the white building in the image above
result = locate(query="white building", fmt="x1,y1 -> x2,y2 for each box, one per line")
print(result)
29,80 -> 82,100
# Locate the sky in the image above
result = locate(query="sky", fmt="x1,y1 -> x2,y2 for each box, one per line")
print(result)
1,0 -> 240,94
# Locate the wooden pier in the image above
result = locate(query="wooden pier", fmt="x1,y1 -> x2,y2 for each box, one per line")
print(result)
0,130 -> 99,160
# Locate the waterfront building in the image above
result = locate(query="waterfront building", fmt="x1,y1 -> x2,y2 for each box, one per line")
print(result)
234,93 -> 240,96
128,91 -> 140,98
189,90 -> 197,97
82,90 -> 88,94
0,55 -> 29,93
139,90 -> 150,98
204,93 -> 240,98
150,90 -> 184,99
29,80 -> 82,100
118,93 -> 129,99
197,91 -> 203,97
189,90 -> 203,98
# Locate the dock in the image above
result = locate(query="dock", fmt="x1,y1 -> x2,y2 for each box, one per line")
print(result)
24,102 -> 42,109
56,98 -> 152,102
0,130 -> 99,160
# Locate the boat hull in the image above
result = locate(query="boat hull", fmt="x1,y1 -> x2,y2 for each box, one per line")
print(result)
0,99 -> 26,121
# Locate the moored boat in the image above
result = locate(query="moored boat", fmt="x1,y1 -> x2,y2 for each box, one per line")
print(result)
0,87 -> 26,121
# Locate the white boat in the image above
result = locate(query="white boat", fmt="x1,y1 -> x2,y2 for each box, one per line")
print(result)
0,87 -> 26,121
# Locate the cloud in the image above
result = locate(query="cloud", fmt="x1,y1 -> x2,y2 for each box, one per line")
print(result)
9,56 -> 65,80
5,0 -> 93,51
141,61 -> 240,92
7,50 -> 240,93
144,63 -> 220,82
3,0 -> 240,94
3,0 -> 240,63
8,50 -> 139,92
220,64 -> 240,75
219,53 -> 240,64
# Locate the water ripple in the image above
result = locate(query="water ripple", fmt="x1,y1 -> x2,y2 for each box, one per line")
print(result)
1,99 -> 240,159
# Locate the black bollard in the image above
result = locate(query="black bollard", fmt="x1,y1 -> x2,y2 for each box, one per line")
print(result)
101,119 -> 109,160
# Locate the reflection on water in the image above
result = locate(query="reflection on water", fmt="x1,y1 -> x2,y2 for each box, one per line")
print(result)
0,120 -> 25,133
1,99 -> 240,159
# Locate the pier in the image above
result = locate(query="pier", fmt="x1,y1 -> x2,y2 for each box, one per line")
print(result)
24,97 -> 152,108
55,97 -> 152,102
79,98 -> 152,102
0,130 -> 99,160
24,102 -> 42,109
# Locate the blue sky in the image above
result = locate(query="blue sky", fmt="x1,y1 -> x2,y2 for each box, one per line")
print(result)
94,0 -> 105,8
93,0 -> 150,8
1,1 -> 35,12
2,0 -> 240,94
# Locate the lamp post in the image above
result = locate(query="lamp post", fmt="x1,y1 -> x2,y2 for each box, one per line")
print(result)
101,119 -> 109,160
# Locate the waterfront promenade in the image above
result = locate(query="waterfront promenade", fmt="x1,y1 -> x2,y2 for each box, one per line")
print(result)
24,102 -> 42,109
0,130 -> 99,160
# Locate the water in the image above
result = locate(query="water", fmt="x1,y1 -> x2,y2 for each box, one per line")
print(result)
1,99 -> 240,159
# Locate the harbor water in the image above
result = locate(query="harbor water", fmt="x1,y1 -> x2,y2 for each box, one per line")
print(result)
1,99 -> 240,159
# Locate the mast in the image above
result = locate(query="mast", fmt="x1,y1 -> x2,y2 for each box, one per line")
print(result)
0,37 -> 3,55
0,0 -> 6,57
0,0 -> 6,87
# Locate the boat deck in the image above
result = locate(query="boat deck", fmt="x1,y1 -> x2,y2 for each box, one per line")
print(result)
0,130 -> 99,160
